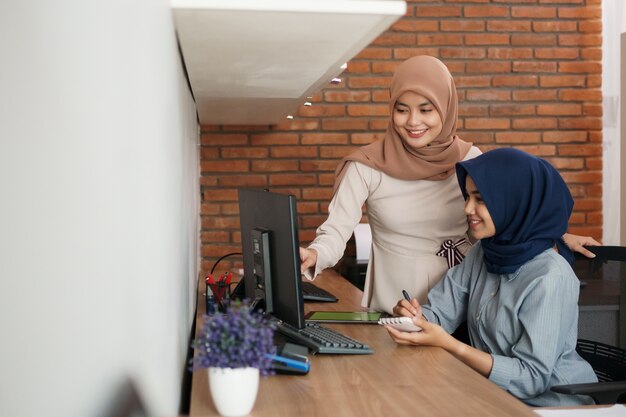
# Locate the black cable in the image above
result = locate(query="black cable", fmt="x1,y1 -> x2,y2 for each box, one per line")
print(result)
210,252 -> 242,275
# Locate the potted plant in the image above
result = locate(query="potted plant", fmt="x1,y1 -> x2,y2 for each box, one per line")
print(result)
191,301 -> 276,417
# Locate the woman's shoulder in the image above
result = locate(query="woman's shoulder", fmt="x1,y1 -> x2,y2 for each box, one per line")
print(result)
523,249 -> 579,287
464,146 -> 482,160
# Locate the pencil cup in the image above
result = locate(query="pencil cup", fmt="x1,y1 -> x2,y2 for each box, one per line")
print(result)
207,281 -> 230,313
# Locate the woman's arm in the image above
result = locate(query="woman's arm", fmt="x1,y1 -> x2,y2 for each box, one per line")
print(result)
386,316 -> 494,377
301,162 -> 371,279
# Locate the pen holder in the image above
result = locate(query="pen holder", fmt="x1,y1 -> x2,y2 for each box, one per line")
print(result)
206,281 -> 231,313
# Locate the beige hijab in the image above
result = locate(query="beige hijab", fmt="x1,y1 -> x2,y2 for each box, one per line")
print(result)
333,55 -> 472,194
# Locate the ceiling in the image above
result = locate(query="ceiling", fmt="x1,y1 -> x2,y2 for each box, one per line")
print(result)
171,0 -> 406,125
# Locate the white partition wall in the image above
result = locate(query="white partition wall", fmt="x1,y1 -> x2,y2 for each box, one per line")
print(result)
603,1 -> 626,244
622,32 -> 626,244
0,1 -> 199,416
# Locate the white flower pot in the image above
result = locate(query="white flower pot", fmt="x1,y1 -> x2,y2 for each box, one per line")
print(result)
208,367 -> 260,417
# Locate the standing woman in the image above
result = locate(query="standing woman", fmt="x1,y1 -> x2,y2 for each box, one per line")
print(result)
300,55 -> 598,314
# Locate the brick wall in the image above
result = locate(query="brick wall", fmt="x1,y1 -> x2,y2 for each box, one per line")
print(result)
199,0 -> 602,276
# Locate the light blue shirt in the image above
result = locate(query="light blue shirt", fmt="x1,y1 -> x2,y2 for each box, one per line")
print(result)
421,242 -> 597,407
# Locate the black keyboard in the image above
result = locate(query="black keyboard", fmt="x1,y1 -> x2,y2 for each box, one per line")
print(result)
301,281 -> 338,302
277,321 -> 373,355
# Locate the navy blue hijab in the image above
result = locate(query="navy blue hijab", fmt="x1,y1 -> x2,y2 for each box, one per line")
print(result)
456,148 -> 574,274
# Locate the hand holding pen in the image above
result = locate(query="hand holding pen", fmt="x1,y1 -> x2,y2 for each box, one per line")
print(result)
395,289 -> 422,318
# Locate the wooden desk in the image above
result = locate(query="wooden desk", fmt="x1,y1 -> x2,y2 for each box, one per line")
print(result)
189,270 -> 536,417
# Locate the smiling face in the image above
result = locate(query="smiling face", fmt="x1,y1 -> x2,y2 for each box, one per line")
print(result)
392,91 -> 443,150
464,176 -> 496,240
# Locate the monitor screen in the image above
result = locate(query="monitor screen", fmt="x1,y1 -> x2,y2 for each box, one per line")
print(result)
238,188 -> 305,329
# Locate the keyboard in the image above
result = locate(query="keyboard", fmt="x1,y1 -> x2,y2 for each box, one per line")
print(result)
277,321 -> 373,355
301,281 -> 338,302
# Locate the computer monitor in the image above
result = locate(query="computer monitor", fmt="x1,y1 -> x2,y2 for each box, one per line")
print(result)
237,188 -> 305,329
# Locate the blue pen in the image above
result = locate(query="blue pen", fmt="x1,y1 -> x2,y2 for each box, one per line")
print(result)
402,289 -> 411,302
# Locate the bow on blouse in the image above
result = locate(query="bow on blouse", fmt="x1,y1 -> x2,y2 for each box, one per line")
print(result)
436,238 -> 467,268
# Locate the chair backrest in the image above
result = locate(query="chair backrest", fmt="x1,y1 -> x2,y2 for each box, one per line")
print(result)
577,339 -> 626,382
575,245 -> 626,351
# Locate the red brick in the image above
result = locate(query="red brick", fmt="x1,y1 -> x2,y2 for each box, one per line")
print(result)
487,48 -> 533,59
269,174 -> 317,186
348,77 -> 392,89
558,62 -> 601,74
490,104 -> 536,116
546,157 -> 584,170
301,133 -> 349,145
218,175 -> 267,188
440,48 -> 487,59
465,34 -> 510,45
512,7 -> 556,19
540,75 -> 586,87
512,34 -> 557,46
557,117 -> 602,130
558,6 -> 601,19
559,34 -> 602,47
464,118 -> 510,130
543,131 -> 587,143
321,119 -> 369,131
392,20 -> 439,32
324,91 -> 371,102
578,20 -> 602,33
201,134 -> 248,146
535,48 -> 579,60
513,61 -> 557,73
487,20 -> 531,32
270,147 -> 318,158
512,89 -> 557,101
200,160 -> 249,173
298,104 -> 346,118
492,75 -> 538,87
558,145 -> 602,157
202,189 -> 238,202
533,21 -> 577,32
414,5 -> 462,17
581,48 -> 602,60
417,34 -> 464,45
559,89 -> 602,102
537,104 -> 581,116
466,90 -> 511,101
512,118 -> 558,130
346,62 -> 370,74
221,147 -> 268,159
250,133 -> 299,146
466,61 -> 512,73
495,132 -> 541,143
251,160 -> 299,172
464,6 -> 509,17
441,21 -> 485,32
347,104 -> 389,117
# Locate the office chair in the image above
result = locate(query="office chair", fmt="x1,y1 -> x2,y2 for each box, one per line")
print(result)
551,245 -> 626,404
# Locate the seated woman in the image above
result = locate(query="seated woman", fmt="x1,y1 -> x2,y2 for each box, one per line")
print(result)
385,148 -> 597,407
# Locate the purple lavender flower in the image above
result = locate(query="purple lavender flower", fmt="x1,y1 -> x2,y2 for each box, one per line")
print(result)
191,301 -> 277,376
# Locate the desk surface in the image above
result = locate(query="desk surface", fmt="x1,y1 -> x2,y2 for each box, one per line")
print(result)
189,270 -> 536,417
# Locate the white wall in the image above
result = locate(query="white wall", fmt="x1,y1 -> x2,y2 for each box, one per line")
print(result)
602,0 -> 626,244
0,1 -> 199,416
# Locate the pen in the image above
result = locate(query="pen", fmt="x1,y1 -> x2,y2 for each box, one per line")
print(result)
266,354 -> 310,372
402,289 -> 411,302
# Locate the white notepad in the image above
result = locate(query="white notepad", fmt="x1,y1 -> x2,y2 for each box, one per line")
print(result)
378,316 -> 422,332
